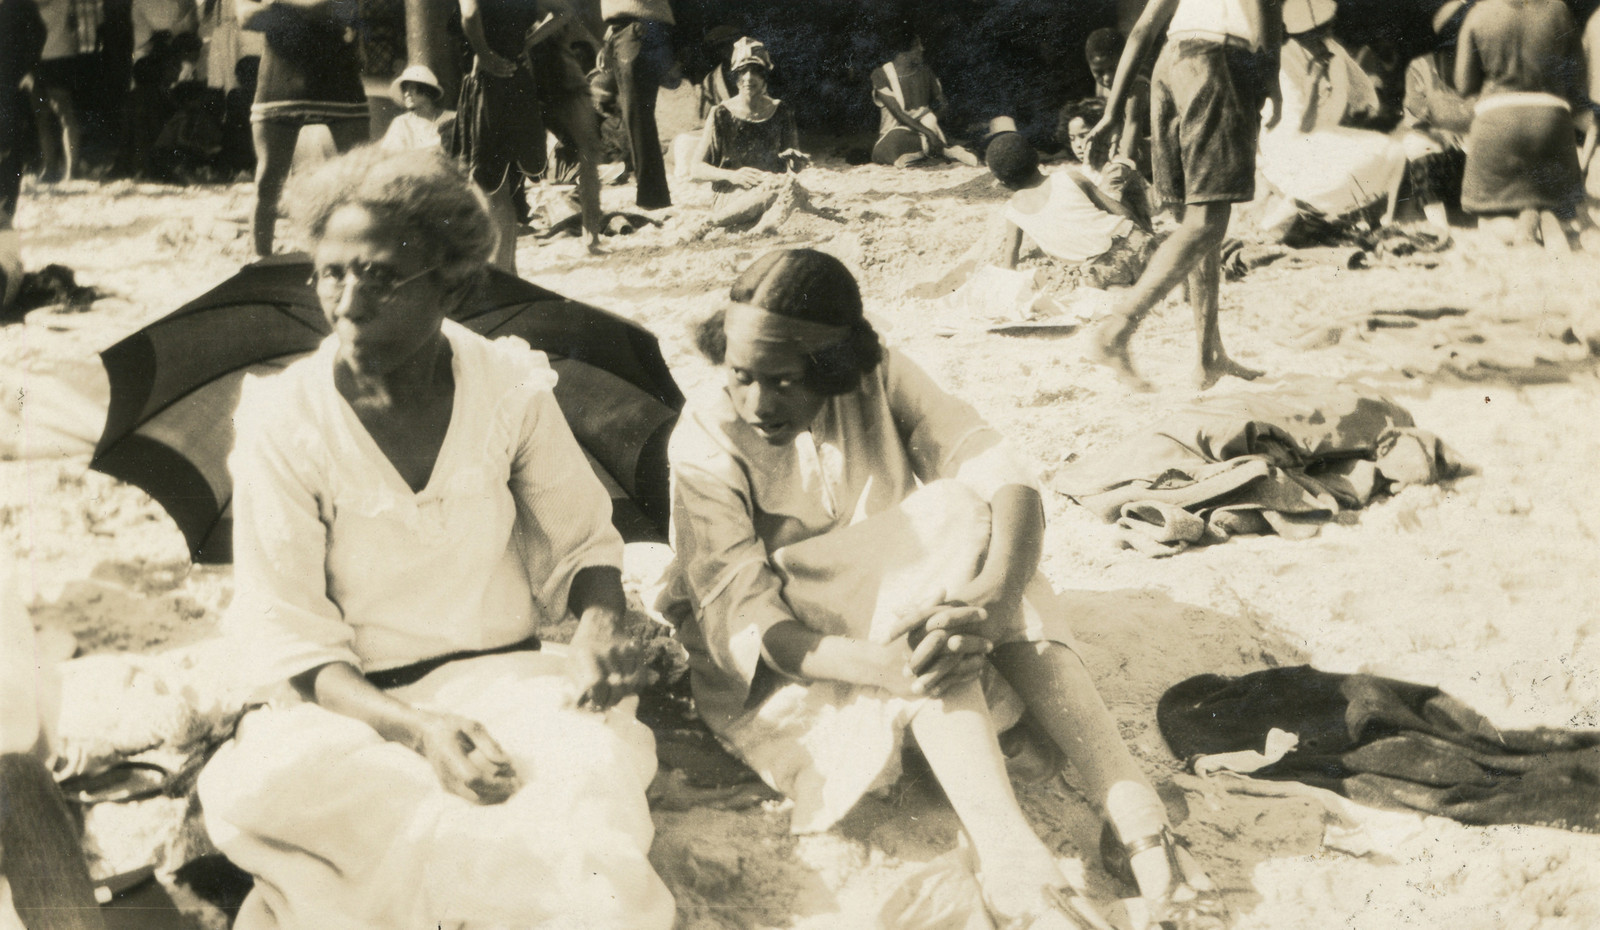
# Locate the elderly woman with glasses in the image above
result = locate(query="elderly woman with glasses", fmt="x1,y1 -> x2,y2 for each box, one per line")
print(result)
196,146 -> 673,930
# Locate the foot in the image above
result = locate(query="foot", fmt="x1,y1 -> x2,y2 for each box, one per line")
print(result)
1114,827 -> 1229,930
1085,315 -> 1152,391
982,863 -> 1115,930
1193,355 -> 1262,392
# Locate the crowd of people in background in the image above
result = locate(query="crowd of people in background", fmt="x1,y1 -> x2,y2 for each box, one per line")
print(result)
3,0 -> 1599,257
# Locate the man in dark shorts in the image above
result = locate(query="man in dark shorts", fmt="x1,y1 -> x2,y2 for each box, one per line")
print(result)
237,0 -> 370,256
457,0 -> 604,269
1089,0 -> 1283,391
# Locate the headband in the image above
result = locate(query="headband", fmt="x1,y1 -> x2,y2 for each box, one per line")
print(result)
724,301 -> 853,354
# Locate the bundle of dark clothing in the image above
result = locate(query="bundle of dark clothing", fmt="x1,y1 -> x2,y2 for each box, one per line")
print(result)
1053,383 -> 1464,554
1158,666 -> 1600,834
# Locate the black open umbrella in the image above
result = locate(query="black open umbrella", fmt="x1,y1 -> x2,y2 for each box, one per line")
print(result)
92,255 -> 683,564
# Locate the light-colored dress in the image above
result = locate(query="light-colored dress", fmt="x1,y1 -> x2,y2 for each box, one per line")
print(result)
197,321 -> 673,930
378,110 -> 456,152
1258,36 -> 1408,218
660,349 -> 1076,833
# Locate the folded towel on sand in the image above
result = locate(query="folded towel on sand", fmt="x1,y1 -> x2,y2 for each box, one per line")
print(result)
1056,381 -> 1465,552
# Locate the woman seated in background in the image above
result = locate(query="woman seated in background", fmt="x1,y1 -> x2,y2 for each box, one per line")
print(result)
1256,0 -> 1408,236
681,37 -> 816,239
662,248 -> 1227,930
869,33 -> 979,168
197,147 -> 673,930
1455,0 -> 1589,250
379,64 -> 456,152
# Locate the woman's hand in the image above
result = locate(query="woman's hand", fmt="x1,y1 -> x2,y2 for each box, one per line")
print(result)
409,710 -> 521,805
567,634 -> 655,710
565,566 -> 655,710
728,166 -> 772,188
902,618 -> 992,697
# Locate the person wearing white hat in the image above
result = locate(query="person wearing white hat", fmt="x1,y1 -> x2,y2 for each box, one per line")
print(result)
379,65 -> 457,153
1256,0 -> 1410,232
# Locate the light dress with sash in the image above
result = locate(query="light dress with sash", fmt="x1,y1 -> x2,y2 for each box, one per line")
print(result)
197,322 -> 673,930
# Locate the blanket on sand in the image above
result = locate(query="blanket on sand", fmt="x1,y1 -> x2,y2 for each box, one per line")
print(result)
1159,666 -> 1600,834
1053,384 -> 1463,554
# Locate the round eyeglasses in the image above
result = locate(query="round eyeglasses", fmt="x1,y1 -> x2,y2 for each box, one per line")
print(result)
309,261 -> 438,305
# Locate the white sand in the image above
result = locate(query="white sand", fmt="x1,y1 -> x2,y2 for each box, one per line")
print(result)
4,162 -> 1599,929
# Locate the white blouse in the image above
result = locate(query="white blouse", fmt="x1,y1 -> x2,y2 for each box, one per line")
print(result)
224,320 -> 623,695
661,349 -> 1038,723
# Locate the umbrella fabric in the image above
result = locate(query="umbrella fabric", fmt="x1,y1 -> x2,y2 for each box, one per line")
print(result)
93,255 -> 683,563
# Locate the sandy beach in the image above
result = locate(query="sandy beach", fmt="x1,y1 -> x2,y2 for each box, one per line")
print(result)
4,152 -> 1600,930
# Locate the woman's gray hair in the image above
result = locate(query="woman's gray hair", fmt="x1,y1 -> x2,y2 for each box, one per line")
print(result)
289,146 -> 498,287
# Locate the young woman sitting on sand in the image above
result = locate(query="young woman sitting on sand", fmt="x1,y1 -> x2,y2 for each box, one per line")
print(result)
660,248 -> 1227,930
681,38 -> 822,239
197,147 -> 672,930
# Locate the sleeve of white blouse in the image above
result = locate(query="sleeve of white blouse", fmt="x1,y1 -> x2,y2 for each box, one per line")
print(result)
224,376 -> 360,694
505,349 -> 625,619
885,350 -> 1040,500
668,415 -> 799,692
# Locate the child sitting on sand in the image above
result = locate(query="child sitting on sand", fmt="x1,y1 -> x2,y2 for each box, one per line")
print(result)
988,129 -> 1156,290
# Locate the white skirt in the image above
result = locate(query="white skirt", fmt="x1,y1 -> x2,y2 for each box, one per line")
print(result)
198,652 -> 674,930
717,481 -> 1078,834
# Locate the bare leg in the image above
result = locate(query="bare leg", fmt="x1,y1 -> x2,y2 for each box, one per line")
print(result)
990,642 -> 1221,913
908,681 -> 1111,929
1538,210 -> 1573,254
486,181 -> 519,273
1421,201 -> 1451,232
1087,202 -> 1232,391
1189,242 -> 1261,391
1512,208 -> 1540,247
547,93 -> 605,252
250,121 -> 300,257
40,85 -> 81,181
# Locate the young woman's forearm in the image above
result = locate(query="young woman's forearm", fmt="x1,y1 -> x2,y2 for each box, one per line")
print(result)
973,484 -> 1044,600
763,620 -> 902,689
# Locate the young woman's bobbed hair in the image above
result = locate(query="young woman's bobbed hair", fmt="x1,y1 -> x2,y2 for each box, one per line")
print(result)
694,249 -> 884,396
